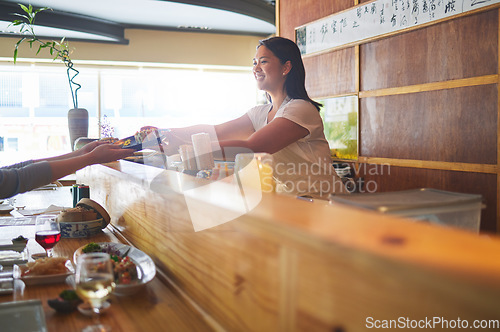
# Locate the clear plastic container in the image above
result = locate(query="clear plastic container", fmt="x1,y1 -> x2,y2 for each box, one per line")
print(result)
329,188 -> 483,232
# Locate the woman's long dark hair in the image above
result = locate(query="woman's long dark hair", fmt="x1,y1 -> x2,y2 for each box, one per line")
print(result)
258,36 -> 321,111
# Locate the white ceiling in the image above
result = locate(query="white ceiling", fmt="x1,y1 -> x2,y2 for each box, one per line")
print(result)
0,0 -> 276,42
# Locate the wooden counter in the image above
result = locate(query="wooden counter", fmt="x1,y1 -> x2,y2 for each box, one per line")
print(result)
78,161 -> 500,331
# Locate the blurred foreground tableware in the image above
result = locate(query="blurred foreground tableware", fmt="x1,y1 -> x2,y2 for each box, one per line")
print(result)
75,253 -> 115,332
0,300 -> 47,332
78,300 -> 111,316
73,242 -> 156,296
0,277 -> 13,295
235,153 -> 275,193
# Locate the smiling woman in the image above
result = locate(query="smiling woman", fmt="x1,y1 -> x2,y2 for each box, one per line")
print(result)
142,36 -> 348,199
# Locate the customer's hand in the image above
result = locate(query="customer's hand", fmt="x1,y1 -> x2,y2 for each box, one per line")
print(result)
87,144 -> 135,164
78,140 -> 107,155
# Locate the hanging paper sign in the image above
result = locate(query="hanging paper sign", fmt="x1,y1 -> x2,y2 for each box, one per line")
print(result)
296,0 -> 500,55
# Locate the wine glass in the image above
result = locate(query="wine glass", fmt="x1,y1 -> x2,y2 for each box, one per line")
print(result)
35,214 -> 61,257
75,253 -> 115,332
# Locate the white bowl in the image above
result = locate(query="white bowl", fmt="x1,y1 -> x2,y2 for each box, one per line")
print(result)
60,218 -> 104,238
73,242 -> 156,296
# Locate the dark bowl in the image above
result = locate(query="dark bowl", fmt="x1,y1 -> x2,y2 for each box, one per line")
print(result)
48,298 -> 82,313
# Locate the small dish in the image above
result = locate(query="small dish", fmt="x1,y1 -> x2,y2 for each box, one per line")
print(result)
0,250 -> 27,266
48,298 -> 82,313
48,290 -> 82,313
11,236 -> 29,245
77,301 -> 111,316
0,242 -> 27,253
0,205 -> 14,215
31,253 -> 47,260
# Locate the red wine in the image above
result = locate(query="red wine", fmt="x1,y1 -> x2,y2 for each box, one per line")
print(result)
35,231 -> 61,249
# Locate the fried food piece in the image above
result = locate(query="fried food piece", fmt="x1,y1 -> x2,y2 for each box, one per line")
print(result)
21,257 -> 70,276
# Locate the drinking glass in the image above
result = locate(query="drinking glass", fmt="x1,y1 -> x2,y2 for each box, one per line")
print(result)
75,253 -> 115,332
35,215 -> 61,257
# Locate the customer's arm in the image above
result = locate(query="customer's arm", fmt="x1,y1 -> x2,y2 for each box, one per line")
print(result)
46,144 -> 134,181
32,140 -> 106,164
0,144 -> 134,199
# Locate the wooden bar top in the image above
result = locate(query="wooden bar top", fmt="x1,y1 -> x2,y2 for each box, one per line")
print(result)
0,188 -> 213,332
77,161 -> 500,331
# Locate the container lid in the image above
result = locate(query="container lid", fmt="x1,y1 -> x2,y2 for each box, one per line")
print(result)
76,198 -> 110,228
329,188 -> 482,213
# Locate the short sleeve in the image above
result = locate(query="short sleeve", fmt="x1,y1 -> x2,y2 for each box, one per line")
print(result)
275,99 -> 324,139
246,104 -> 271,131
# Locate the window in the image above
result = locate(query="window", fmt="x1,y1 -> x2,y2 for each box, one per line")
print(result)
0,62 -> 260,166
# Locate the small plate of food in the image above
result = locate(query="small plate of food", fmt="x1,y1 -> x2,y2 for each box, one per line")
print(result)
73,242 -> 156,296
14,257 -> 74,286
48,290 -> 83,313
0,205 -> 14,215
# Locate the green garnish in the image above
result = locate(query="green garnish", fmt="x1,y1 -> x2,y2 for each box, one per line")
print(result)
59,290 -> 80,301
82,242 -> 101,253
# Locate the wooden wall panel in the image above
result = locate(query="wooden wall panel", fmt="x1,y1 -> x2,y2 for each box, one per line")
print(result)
304,49 -> 356,98
280,0 -> 500,233
360,85 -> 498,164
352,165 -> 497,232
361,10 -> 498,91
279,0 -> 354,41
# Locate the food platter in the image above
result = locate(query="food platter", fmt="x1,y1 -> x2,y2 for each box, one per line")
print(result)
73,242 -> 156,296
13,261 -> 74,286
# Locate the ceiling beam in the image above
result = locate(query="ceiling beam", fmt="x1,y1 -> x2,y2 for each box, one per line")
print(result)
0,2 -> 128,44
162,0 -> 275,24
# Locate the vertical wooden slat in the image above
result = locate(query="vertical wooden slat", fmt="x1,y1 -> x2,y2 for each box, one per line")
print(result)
276,0 -> 280,36
497,8 -> 500,232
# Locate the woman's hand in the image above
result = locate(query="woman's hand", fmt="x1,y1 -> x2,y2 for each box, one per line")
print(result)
140,126 -> 184,155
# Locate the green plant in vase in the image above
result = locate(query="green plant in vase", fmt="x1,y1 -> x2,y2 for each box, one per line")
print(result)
9,4 -> 88,150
